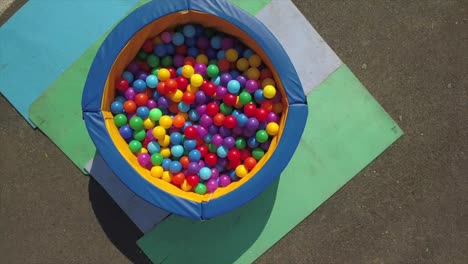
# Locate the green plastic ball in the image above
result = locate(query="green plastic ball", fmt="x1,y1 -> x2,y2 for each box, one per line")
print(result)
161,56 -> 173,67
147,55 -> 160,68
133,130 -> 146,141
239,91 -> 252,105
195,183 -> 207,195
151,153 -> 163,166
114,114 -> 127,127
252,148 -> 265,160
256,130 -> 269,143
208,143 -> 217,153
149,108 -> 162,121
207,64 -> 220,78
129,140 -> 142,153
129,116 -> 144,130
151,68 -> 160,76
138,50 -> 148,60
219,103 -> 233,115
235,138 -> 246,149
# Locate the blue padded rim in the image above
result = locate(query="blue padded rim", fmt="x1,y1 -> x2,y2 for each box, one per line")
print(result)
82,0 -> 308,219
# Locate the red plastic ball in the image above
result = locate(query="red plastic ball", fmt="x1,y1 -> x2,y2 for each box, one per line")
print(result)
205,153 -> 218,167
256,108 -> 269,122
182,91 -> 195,105
197,145 -> 208,158
123,100 -> 137,114
140,61 -> 151,72
157,82 -> 167,95
240,149 -> 251,161
180,156 -> 190,169
166,79 -> 178,93
244,103 -> 257,117
213,113 -> 225,126
172,173 -> 185,186
224,115 -> 237,129
186,175 -> 200,187
261,101 -> 273,112
142,138 -> 150,149
184,126 -> 197,139
196,137 -> 204,147
168,68 -> 177,79
244,157 -> 257,170
184,57 -> 196,66
142,39 -> 153,53
260,68 -> 273,80
228,159 -> 241,170
175,45 -> 187,55
206,102 -> 219,117
116,78 -> 129,92
169,103 -> 179,114
217,59 -> 230,72
134,93 -> 149,106
176,76 -> 189,90
202,82 -> 217,96
227,149 -> 241,162
223,94 -> 237,106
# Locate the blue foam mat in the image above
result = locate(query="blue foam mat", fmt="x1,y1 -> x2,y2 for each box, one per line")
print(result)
0,0 -> 139,126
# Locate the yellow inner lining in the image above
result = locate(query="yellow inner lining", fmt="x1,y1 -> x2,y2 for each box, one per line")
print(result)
102,11 -> 289,203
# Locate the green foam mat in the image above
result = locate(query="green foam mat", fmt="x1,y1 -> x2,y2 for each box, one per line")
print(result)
27,0 -> 270,172
137,65 -> 403,264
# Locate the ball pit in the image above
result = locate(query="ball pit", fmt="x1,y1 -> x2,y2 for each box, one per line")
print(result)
82,0 -> 307,220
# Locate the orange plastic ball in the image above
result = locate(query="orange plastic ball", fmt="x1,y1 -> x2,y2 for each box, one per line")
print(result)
172,115 -> 186,128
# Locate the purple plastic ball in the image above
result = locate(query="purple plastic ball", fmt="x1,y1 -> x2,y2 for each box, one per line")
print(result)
137,153 -> 151,167
200,114 -> 213,128
146,129 -> 155,140
219,174 -> 231,187
243,128 -> 256,137
194,63 -> 207,76
221,37 -> 234,50
216,86 -> 228,99
267,112 -> 279,123
236,75 -> 247,87
246,117 -> 259,130
137,72 -> 148,81
259,121 -> 267,130
174,54 -> 185,68
124,88 -> 136,100
147,99 -> 157,109
198,160 -> 205,170
261,141 -> 271,151
219,126 -> 232,137
232,126 -> 243,136
206,179 -> 219,192
196,104 -> 207,115
218,158 -> 228,168
223,137 -> 235,149
245,80 -> 258,93
157,96 -> 169,109
197,36 -> 210,50
210,168 -> 219,179
196,126 -> 208,137
195,91 -> 207,105
127,61 -> 140,74
208,125 -> 218,135
206,48 -> 217,59
220,74 -> 232,86
212,134 -> 224,146
188,162 -> 199,174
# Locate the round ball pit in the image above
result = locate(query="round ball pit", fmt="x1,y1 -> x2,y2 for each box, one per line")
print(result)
82,0 -> 308,220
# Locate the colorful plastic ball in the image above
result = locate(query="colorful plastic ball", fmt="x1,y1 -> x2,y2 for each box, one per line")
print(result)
199,167 -> 212,180
172,173 -> 185,186
136,106 -> 150,119
220,73 -> 232,86
160,147 -> 171,158
129,116 -> 144,130
246,67 -> 260,80
248,54 -> 262,67
172,32 -> 184,46
227,80 -> 241,94
133,130 -> 146,141
236,58 -> 249,72
247,136 -> 259,148
256,108 -> 269,122
223,94 -> 237,106
218,174 -> 231,187
205,153 -> 218,166
217,146 -> 229,158
263,85 -> 277,99
237,91 -> 251,105
148,108 -> 162,121
150,166 -> 164,178
205,102 -> 219,117
194,63 -> 207,75
157,68 -> 171,81
124,100 -> 137,114
152,126 -> 166,140
169,161 -> 182,173
245,80 -> 258,93
244,157 -> 257,170
178,102 -> 190,112
158,134 -> 171,147
188,149 -> 202,162
172,114 -> 185,128
135,93 -> 149,107
158,115 -> 172,129
133,79 -> 146,93
254,89 -> 266,103
171,145 -> 184,158
194,183 -> 207,194
183,126 -> 197,139
182,65 -> 195,78
183,24 -> 196,37
147,142 -> 161,154
183,139 -> 197,150
137,153 -> 151,167
243,103 -> 256,117
235,165 -> 249,178
143,118 -> 156,130
161,171 -> 173,182
255,130 -> 269,143
213,113 -> 225,126
219,103 -> 233,115
206,179 -> 218,193
233,138 -> 245,149
122,71 -> 134,83
129,140 -> 142,153
207,64 -> 220,78
114,114 -> 127,127
227,149 -> 241,162
188,162 -> 200,174
145,75 -> 159,88
246,117 -> 259,130
252,148 -> 265,160
266,122 -> 279,136
190,74 -> 204,88
216,86 -> 228,99
170,132 -> 183,145
111,101 -> 124,114
225,48 -> 239,62
119,125 -> 133,139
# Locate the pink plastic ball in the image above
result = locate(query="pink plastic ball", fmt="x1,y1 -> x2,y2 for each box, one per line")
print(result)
137,153 -> 151,167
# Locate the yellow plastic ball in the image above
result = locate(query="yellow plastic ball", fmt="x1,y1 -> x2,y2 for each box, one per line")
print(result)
167,89 -> 183,103
181,180 -> 192,191
236,58 -> 249,72
182,65 -> 195,78
136,148 -> 148,155
161,171 -> 173,182
152,126 -> 166,140
150,166 -> 164,178
263,85 -> 277,99
159,115 -> 173,129
186,84 -> 199,93
225,48 -> 239,62
157,68 -> 170,81
266,122 -> 280,136
160,147 -> 171,158
196,54 -> 209,65
235,165 -> 249,178
190,74 -> 204,88
262,78 -> 276,88
143,118 -> 156,130
246,67 -> 260,80
273,102 -> 283,114
158,135 -> 171,147
249,54 -> 262,68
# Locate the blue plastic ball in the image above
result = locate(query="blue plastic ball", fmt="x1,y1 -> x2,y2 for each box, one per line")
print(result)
122,71 -> 134,83
231,109 -> 241,118
172,32 -> 185,46
110,101 -> 124,114
188,109 -> 200,121
136,106 -> 150,119
217,146 -> 228,158
178,102 -> 190,113
199,167 -> 212,181
204,134 -> 212,143
229,70 -> 240,79
162,158 -> 172,170
146,75 -> 158,88
133,79 -> 147,93
171,145 -> 184,158
211,35 -> 222,49
165,43 -> 175,55
182,121 -> 193,130
185,37 -> 196,47
217,50 -> 226,60
169,161 -> 182,173
184,139 -> 197,151
254,89 -> 266,103
176,67 -> 183,76
243,48 -> 254,59
212,76 -> 221,86
183,24 -> 196,38
153,91 -> 161,100
228,170 -> 240,181
187,47 -> 199,58
154,44 -> 166,57
119,125 -> 133,139
247,136 -> 259,148
227,80 -> 241,94
147,142 -> 161,154
115,96 -> 126,103
170,132 -> 183,145
237,114 -> 248,127
189,149 -> 202,162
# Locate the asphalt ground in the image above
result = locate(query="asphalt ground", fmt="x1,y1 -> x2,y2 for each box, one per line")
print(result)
1,1 -> 467,263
